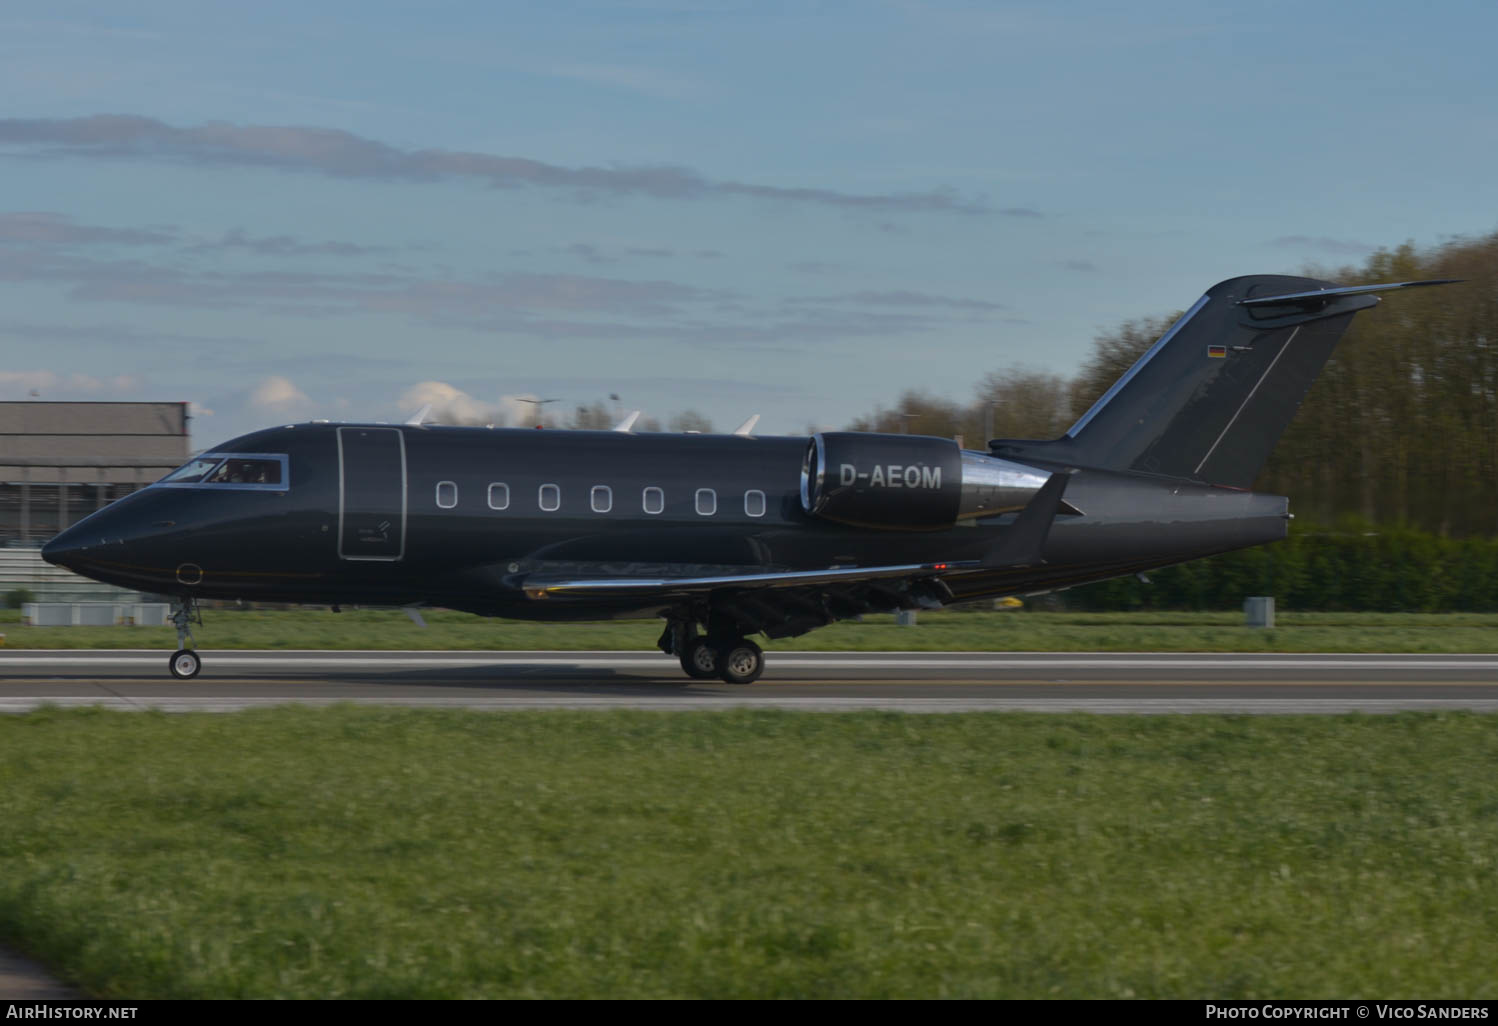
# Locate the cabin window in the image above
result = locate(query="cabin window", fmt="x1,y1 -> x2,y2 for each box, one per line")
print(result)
539,483 -> 561,512
591,485 -> 612,513
695,488 -> 717,516
745,489 -> 766,518
643,486 -> 664,515
436,481 -> 458,509
487,483 -> 509,510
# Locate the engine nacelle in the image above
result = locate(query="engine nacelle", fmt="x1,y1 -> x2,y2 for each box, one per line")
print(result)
799,432 -> 1052,531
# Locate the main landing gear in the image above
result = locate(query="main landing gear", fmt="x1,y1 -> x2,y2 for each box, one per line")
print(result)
662,620 -> 766,684
168,597 -> 202,679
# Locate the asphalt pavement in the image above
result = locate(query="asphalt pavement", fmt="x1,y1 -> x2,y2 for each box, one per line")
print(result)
4,650 -> 1498,713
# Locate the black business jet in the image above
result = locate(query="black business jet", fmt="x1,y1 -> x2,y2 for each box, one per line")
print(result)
43,273 -> 1453,682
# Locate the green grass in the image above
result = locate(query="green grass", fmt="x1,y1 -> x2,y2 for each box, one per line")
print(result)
6,606 -> 1498,652
2,708 -> 1497,998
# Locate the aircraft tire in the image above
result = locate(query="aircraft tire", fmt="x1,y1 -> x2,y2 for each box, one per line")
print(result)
717,638 -> 764,685
680,637 -> 718,679
169,648 -> 201,679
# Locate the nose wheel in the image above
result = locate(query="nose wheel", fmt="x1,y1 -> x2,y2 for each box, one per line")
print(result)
169,648 -> 202,679
167,597 -> 203,679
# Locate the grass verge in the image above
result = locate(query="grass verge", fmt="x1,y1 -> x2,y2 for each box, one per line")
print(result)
6,607 -> 1498,652
2,707 -> 1496,998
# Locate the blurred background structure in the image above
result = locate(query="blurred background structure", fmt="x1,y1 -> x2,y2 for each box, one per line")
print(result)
1,401 -> 189,604
0,401 -> 189,545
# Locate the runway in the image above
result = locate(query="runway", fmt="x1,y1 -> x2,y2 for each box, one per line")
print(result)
3,649 -> 1498,713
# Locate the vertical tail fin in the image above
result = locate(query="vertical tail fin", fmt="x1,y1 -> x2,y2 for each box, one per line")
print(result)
992,275 -> 1456,488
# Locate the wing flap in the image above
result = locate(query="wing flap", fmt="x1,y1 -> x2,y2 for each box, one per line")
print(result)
522,471 -> 1068,600
522,560 -> 976,599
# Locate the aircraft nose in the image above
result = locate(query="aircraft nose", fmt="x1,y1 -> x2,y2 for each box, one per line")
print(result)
41,525 -> 89,570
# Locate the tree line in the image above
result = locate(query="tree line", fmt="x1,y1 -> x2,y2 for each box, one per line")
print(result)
852,230 -> 1498,539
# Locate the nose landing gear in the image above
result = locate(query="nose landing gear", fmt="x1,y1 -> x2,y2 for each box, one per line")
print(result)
168,597 -> 202,679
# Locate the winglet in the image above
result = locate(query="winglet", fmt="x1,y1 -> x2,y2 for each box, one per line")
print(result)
981,472 -> 1069,568
404,403 -> 432,427
733,414 -> 760,437
613,410 -> 642,432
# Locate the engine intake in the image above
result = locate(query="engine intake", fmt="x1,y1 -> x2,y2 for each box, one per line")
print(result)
799,432 -> 1052,531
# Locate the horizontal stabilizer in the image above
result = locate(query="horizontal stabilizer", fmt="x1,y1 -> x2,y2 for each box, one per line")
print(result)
1237,279 -> 1460,308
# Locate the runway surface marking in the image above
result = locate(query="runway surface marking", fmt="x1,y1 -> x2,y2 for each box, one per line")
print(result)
7,651 -> 1498,669
4,651 -> 1498,714
4,677 -> 1498,688
3,696 -> 1497,715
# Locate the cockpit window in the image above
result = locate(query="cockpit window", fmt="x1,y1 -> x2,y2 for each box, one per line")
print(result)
161,457 -> 224,484
158,453 -> 289,491
208,458 -> 283,485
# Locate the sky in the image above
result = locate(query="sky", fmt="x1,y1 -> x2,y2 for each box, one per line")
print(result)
2,0 -> 1496,446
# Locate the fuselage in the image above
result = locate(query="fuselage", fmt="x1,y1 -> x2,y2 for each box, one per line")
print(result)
43,422 -> 1290,620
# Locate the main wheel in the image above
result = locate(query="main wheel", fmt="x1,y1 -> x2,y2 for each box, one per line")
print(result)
717,638 -> 764,685
679,637 -> 718,679
169,648 -> 201,679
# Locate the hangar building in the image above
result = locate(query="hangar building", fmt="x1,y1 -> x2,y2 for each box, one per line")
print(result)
1,401 -> 191,546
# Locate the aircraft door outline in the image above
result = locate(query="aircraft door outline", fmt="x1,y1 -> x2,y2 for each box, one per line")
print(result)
337,426 -> 407,561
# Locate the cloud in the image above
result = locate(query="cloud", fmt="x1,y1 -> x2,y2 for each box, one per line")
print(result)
787,260 -> 842,275
0,211 -> 174,246
191,228 -> 390,257
788,289 -> 1008,311
399,381 -> 540,427
544,62 -> 697,101
543,242 -> 720,264
0,369 -> 137,396
1061,258 -> 1099,272
249,375 -> 310,411
1270,235 -> 1375,256
0,318 -> 261,349
0,370 -> 57,393
0,242 -> 725,320
0,237 -> 1000,351
400,380 -> 494,425
563,243 -> 616,265
0,114 -> 991,215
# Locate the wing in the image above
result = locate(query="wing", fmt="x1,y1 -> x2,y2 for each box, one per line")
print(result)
518,473 -> 1070,636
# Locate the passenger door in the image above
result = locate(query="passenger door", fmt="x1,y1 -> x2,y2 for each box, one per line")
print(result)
337,426 -> 406,561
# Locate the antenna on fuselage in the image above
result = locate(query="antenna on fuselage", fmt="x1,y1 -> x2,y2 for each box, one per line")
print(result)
404,404 -> 432,426
613,410 -> 642,432
733,414 -> 760,437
